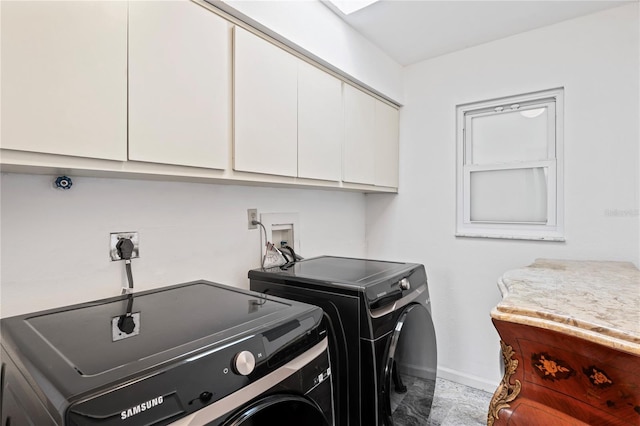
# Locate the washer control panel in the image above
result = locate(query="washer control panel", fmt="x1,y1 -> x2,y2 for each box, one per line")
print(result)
68,334 -> 267,424
365,264 -> 427,310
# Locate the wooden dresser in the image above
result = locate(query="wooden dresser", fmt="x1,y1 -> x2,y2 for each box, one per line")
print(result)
488,259 -> 640,426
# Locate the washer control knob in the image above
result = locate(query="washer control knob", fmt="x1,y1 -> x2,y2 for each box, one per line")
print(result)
399,278 -> 411,291
233,351 -> 256,376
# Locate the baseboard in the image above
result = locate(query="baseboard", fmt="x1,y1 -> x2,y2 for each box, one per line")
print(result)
436,366 -> 498,393
398,362 -> 437,380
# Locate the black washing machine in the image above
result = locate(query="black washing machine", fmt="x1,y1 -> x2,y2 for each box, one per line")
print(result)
1,280 -> 333,425
249,256 -> 437,426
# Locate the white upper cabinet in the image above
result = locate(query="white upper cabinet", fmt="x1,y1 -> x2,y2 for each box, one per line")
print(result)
343,85 -> 399,187
128,0 -> 230,169
297,62 -> 343,181
233,27 -> 298,177
1,2 -> 399,192
1,1 -> 127,160
343,85 -> 376,185
374,100 -> 400,187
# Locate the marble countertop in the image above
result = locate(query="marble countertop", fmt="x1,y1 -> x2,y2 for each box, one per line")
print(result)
491,258 -> 640,355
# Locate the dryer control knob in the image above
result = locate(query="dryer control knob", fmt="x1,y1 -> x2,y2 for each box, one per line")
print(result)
399,278 -> 411,291
233,351 -> 256,376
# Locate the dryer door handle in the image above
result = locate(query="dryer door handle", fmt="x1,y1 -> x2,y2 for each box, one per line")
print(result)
168,338 -> 329,426
369,284 -> 426,319
369,290 -> 403,311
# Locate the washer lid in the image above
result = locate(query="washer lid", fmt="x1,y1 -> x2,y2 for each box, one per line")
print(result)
23,282 -> 289,376
259,256 -> 417,288
250,256 -> 427,310
1,281 -> 318,399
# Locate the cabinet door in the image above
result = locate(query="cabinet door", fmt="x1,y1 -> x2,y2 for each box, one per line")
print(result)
374,101 -> 399,187
1,1 -> 127,160
233,27 -> 298,177
128,0 -> 229,169
298,62 -> 343,181
343,85 -> 375,184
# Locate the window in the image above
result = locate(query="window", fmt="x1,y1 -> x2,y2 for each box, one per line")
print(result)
456,88 -> 564,241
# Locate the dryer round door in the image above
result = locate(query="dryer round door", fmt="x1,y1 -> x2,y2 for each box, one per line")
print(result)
222,394 -> 329,426
382,303 -> 437,425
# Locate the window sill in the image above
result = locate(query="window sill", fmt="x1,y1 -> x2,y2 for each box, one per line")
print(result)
455,232 -> 566,242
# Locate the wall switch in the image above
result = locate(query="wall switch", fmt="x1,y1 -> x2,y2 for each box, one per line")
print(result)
110,232 -> 139,261
248,209 -> 258,229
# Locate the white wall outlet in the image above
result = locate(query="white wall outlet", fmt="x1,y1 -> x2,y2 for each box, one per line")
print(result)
110,232 -> 140,261
248,209 -> 258,229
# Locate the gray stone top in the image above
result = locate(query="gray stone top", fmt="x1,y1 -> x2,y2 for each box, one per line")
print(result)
491,258 -> 640,355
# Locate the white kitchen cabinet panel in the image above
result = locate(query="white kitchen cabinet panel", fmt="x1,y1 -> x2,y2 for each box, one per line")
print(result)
1,1 -> 127,160
128,0 -> 229,170
374,100 -> 400,187
233,27 -> 298,177
343,85 -> 375,185
298,62 -> 343,181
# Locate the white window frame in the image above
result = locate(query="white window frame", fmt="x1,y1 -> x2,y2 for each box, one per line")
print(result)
456,88 -> 564,241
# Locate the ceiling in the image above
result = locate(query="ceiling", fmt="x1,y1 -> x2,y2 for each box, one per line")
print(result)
327,0 -> 635,66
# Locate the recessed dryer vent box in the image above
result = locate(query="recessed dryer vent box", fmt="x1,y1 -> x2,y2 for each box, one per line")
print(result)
260,213 -> 300,252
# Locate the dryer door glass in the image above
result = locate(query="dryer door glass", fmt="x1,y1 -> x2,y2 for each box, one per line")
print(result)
383,303 -> 437,425
222,394 -> 329,426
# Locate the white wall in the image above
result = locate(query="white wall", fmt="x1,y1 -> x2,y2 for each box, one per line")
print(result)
366,4 -> 639,391
0,173 -> 366,318
0,0 -> 385,317
2,1 -> 638,396
219,0 -> 404,103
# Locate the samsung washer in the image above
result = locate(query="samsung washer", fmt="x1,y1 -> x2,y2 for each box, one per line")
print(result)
1,280 -> 333,425
249,256 -> 437,426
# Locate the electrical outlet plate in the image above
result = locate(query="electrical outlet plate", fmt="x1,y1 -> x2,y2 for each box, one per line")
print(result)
110,232 -> 140,261
248,209 -> 258,229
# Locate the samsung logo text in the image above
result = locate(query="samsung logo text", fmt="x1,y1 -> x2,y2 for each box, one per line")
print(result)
120,396 -> 164,420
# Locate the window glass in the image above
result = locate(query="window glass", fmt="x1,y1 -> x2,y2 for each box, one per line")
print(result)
471,107 -> 548,164
470,167 -> 548,223
456,88 -> 563,240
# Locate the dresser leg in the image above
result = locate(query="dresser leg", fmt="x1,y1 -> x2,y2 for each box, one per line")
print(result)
487,340 -> 522,426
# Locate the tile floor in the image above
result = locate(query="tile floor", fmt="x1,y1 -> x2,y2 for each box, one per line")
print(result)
393,376 -> 493,426
426,378 -> 493,426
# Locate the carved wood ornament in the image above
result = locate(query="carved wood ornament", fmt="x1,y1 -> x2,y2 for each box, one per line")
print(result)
488,341 -> 522,426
